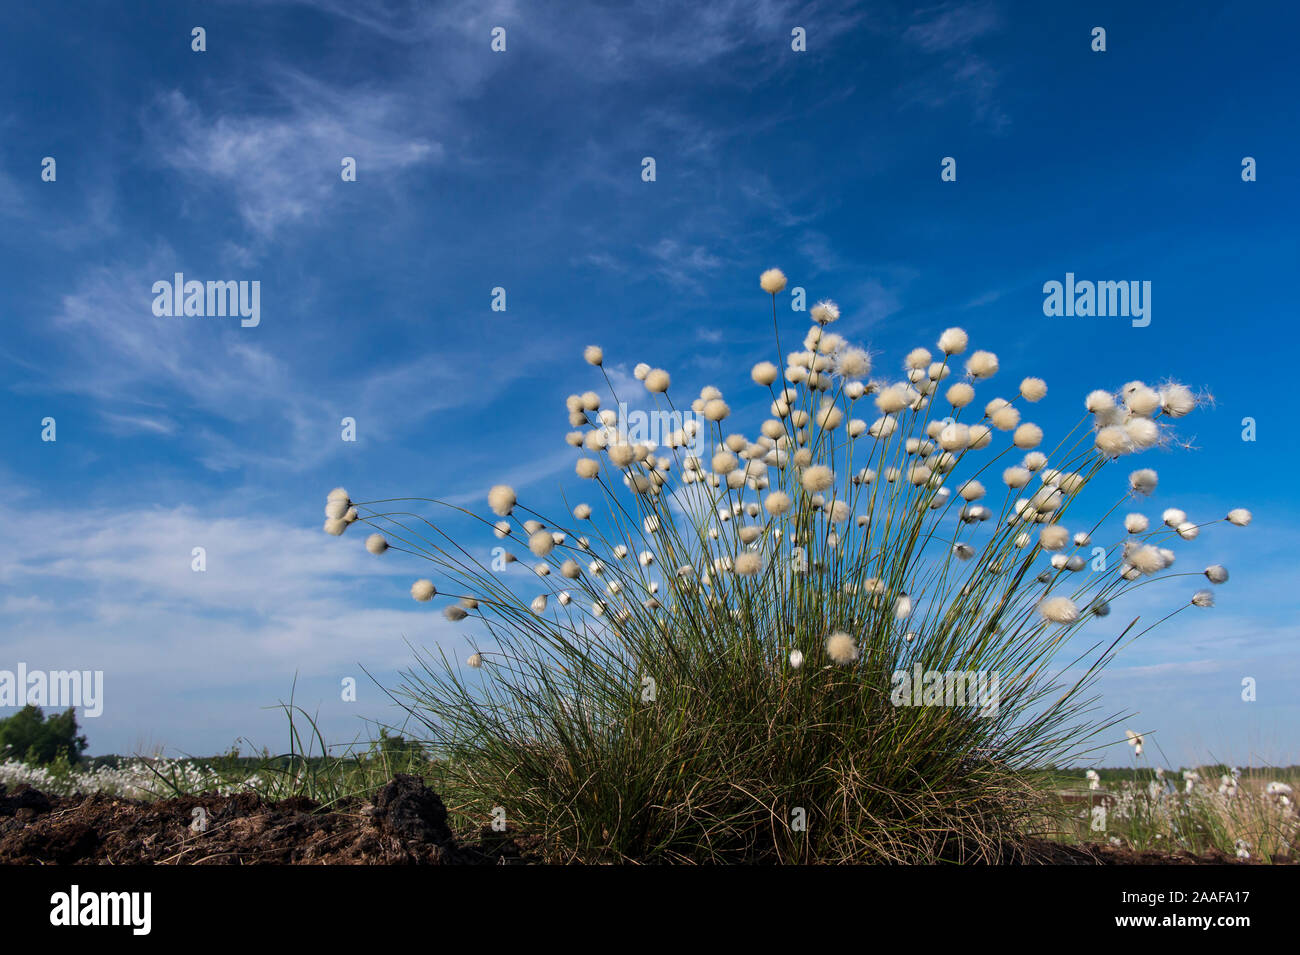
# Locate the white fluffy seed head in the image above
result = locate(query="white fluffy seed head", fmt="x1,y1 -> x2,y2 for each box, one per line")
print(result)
764,490 -> 792,516
816,405 -> 843,430
1125,513 -> 1149,533
712,451 -> 737,475
488,484 -> 517,516
939,423 -> 970,451
1205,564 -> 1229,584
946,382 -> 975,408
1085,390 -> 1116,414
1038,596 -> 1079,624
810,300 -> 840,325
876,386 -> 910,414
826,631 -> 859,665
365,533 -> 388,555
965,350 -> 999,379
1020,377 -> 1047,402
1160,383 -> 1196,417
1039,525 -> 1070,551
990,405 -> 1020,431
734,552 -> 762,576
1126,385 -> 1161,416
528,529 -> 555,556
1095,425 -> 1131,457
1013,423 -> 1043,449
751,361 -> 779,386
837,348 -> 871,379
801,465 -> 834,493
644,368 -> 671,393
1128,545 -> 1167,575
1191,590 -> 1215,608
1003,466 -> 1031,488
1226,508 -> 1252,527
411,579 -> 437,602
583,345 -> 603,366
576,458 -> 600,479
1129,468 -> 1158,495
760,268 -> 788,294
1125,417 -> 1160,450
938,327 -> 968,355
905,347 -> 932,371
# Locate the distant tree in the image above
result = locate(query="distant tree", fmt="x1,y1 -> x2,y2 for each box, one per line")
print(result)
375,729 -> 426,765
0,705 -> 89,765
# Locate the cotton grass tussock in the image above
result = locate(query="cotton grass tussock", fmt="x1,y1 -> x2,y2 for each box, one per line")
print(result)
321,264 -> 1254,864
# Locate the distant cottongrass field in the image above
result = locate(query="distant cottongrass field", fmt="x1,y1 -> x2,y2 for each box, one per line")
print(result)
0,757 -> 251,800
322,266 -> 1254,862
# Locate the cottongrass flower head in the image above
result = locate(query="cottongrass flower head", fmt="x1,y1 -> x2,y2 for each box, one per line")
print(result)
751,361 -> 779,386
810,300 -> 840,325
1020,377 -> 1047,402
938,327 -> 968,354
644,368 -> 671,393
488,484 -> 517,517
801,465 -> 834,494
760,268 -> 787,294
1038,596 -> 1079,624
1129,469 -> 1158,496
825,631 -> 859,665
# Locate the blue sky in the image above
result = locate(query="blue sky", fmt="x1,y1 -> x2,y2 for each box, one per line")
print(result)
1,0 -> 1297,766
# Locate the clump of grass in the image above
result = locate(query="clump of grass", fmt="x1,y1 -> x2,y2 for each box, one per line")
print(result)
324,267 -> 1251,862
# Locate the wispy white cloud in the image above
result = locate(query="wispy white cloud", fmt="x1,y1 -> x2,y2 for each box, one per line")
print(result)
903,1 -> 1000,52
899,2 -> 1008,129
145,79 -> 441,239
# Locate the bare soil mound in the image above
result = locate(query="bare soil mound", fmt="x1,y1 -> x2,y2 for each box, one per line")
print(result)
0,774 -> 524,865
0,776 -> 1278,865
